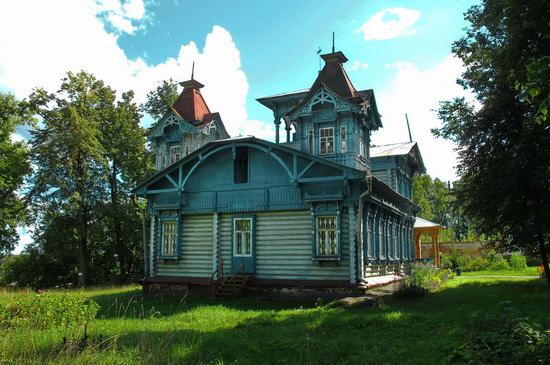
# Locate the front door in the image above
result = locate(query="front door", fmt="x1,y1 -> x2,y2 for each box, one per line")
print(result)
231,217 -> 255,273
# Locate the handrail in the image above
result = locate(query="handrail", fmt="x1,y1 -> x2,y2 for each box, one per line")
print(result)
209,259 -> 225,293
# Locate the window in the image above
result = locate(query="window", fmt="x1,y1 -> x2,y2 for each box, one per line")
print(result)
359,139 -> 366,158
184,144 -> 190,156
170,145 -> 181,164
307,129 -> 314,154
234,147 -> 249,184
316,216 -> 338,256
161,221 -> 177,257
233,218 -> 252,257
394,224 -> 399,259
340,126 -> 347,152
366,213 -> 373,259
379,217 -> 384,258
319,127 -> 334,155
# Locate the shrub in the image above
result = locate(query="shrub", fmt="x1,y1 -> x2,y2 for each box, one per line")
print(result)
509,253 -> 527,270
394,264 -> 453,299
450,305 -> 550,364
461,256 -> 490,272
0,292 -> 99,330
486,250 -> 511,270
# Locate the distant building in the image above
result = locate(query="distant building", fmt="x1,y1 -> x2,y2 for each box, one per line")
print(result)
133,49 -> 425,294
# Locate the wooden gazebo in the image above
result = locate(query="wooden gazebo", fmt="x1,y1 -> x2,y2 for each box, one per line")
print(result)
414,217 -> 442,267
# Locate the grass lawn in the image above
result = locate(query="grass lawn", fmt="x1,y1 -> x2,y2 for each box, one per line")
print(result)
461,266 -> 540,277
1,277 -> 549,364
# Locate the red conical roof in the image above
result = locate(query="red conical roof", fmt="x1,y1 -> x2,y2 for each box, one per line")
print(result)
172,79 -> 211,123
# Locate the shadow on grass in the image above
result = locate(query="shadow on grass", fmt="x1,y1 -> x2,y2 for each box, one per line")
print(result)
68,278 -> 550,364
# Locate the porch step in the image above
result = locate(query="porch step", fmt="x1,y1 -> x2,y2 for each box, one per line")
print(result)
212,274 -> 254,300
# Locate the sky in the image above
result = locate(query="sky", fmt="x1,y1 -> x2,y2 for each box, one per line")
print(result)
1,0 -> 478,252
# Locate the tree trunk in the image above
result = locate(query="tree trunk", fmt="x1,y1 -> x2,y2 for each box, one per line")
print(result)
78,207 -> 88,288
538,233 -> 550,286
110,161 -> 126,281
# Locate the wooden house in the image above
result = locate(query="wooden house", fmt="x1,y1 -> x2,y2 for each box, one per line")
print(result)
133,50 -> 425,294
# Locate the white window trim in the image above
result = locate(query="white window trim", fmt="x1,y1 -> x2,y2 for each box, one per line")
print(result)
161,221 -> 177,257
170,145 -> 181,164
319,127 -> 334,155
316,215 -> 339,256
233,218 -> 253,257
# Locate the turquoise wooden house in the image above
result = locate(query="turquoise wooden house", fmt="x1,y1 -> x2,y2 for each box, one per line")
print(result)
133,50 -> 424,295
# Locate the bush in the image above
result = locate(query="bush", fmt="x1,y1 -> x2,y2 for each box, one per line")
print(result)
510,253 -> 527,270
395,264 -> 453,299
461,256 -> 490,272
0,292 -> 99,330
486,250 -> 511,270
450,305 -> 550,364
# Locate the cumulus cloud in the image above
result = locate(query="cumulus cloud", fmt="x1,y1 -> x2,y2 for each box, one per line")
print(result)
347,60 -> 369,71
0,0 -> 275,253
95,0 -> 148,34
372,55 -> 472,182
356,7 -> 421,41
0,0 -> 269,139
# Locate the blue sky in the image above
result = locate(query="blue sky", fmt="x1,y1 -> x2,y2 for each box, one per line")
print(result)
1,0 -> 477,251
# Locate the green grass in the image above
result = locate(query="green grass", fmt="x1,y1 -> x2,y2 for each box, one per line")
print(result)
1,277 -> 549,364
461,266 -> 540,277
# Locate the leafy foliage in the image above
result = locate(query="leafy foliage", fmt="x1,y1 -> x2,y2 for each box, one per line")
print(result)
0,292 -> 99,330
510,253 -> 528,270
394,264 -> 453,298
450,305 -> 550,364
140,79 -> 179,120
432,0 -> 550,282
3,71 -> 154,288
440,250 -> 531,272
0,93 -> 33,258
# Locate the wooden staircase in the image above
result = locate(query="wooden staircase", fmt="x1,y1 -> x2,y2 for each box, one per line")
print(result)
212,273 -> 254,299
209,260 -> 254,299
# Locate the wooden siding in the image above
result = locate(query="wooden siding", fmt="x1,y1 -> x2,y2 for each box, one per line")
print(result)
219,210 -> 351,282
156,214 -> 213,277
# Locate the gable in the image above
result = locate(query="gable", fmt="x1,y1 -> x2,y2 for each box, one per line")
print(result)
132,137 -> 366,196
287,85 -> 359,118
147,111 -> 198,140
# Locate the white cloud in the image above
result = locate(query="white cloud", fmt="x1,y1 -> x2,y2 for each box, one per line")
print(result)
0,0 -> 275,253
13,227 -> 33,254
95,0 -> 148,34
0,0 -> 266,139
347,60 -> 369,71
356,7 -> 421,41
372,55 -> 472,182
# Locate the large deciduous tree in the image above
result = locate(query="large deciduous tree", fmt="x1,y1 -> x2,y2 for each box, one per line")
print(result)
0,93 -> 32,258
27,71 -> 113,287
433,1 -> 550,283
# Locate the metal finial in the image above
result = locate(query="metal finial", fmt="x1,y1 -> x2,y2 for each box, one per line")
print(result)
191,61 -> 195,80
332,31 -> 335,53
405,113 -> 413,142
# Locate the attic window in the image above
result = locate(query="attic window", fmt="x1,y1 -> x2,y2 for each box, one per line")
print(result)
319,127 -> 334,155
234,147 -> 249,184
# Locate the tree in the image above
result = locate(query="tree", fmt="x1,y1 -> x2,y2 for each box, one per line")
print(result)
140,79 -> 179,120
27,71 -> 114,287
433,1 -> 550,284
0,93 -> 32,258
412,175 -> 449,225
100,90 -> 153,280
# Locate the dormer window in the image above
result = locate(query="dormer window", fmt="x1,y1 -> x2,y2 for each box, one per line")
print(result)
170,145 -> 181,164
319,127 -> 334,155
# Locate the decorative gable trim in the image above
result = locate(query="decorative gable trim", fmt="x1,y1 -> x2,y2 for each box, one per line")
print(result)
289,85 -> 359,118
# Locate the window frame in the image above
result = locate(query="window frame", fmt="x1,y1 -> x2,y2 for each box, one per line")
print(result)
169,145 -> 181,165
232,216 -> 254,258
319,127 -> 334,155
311,210 -> 342,261
307,128 -> 314,154
340,126 -> 347,153
158,212 -> 180,260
